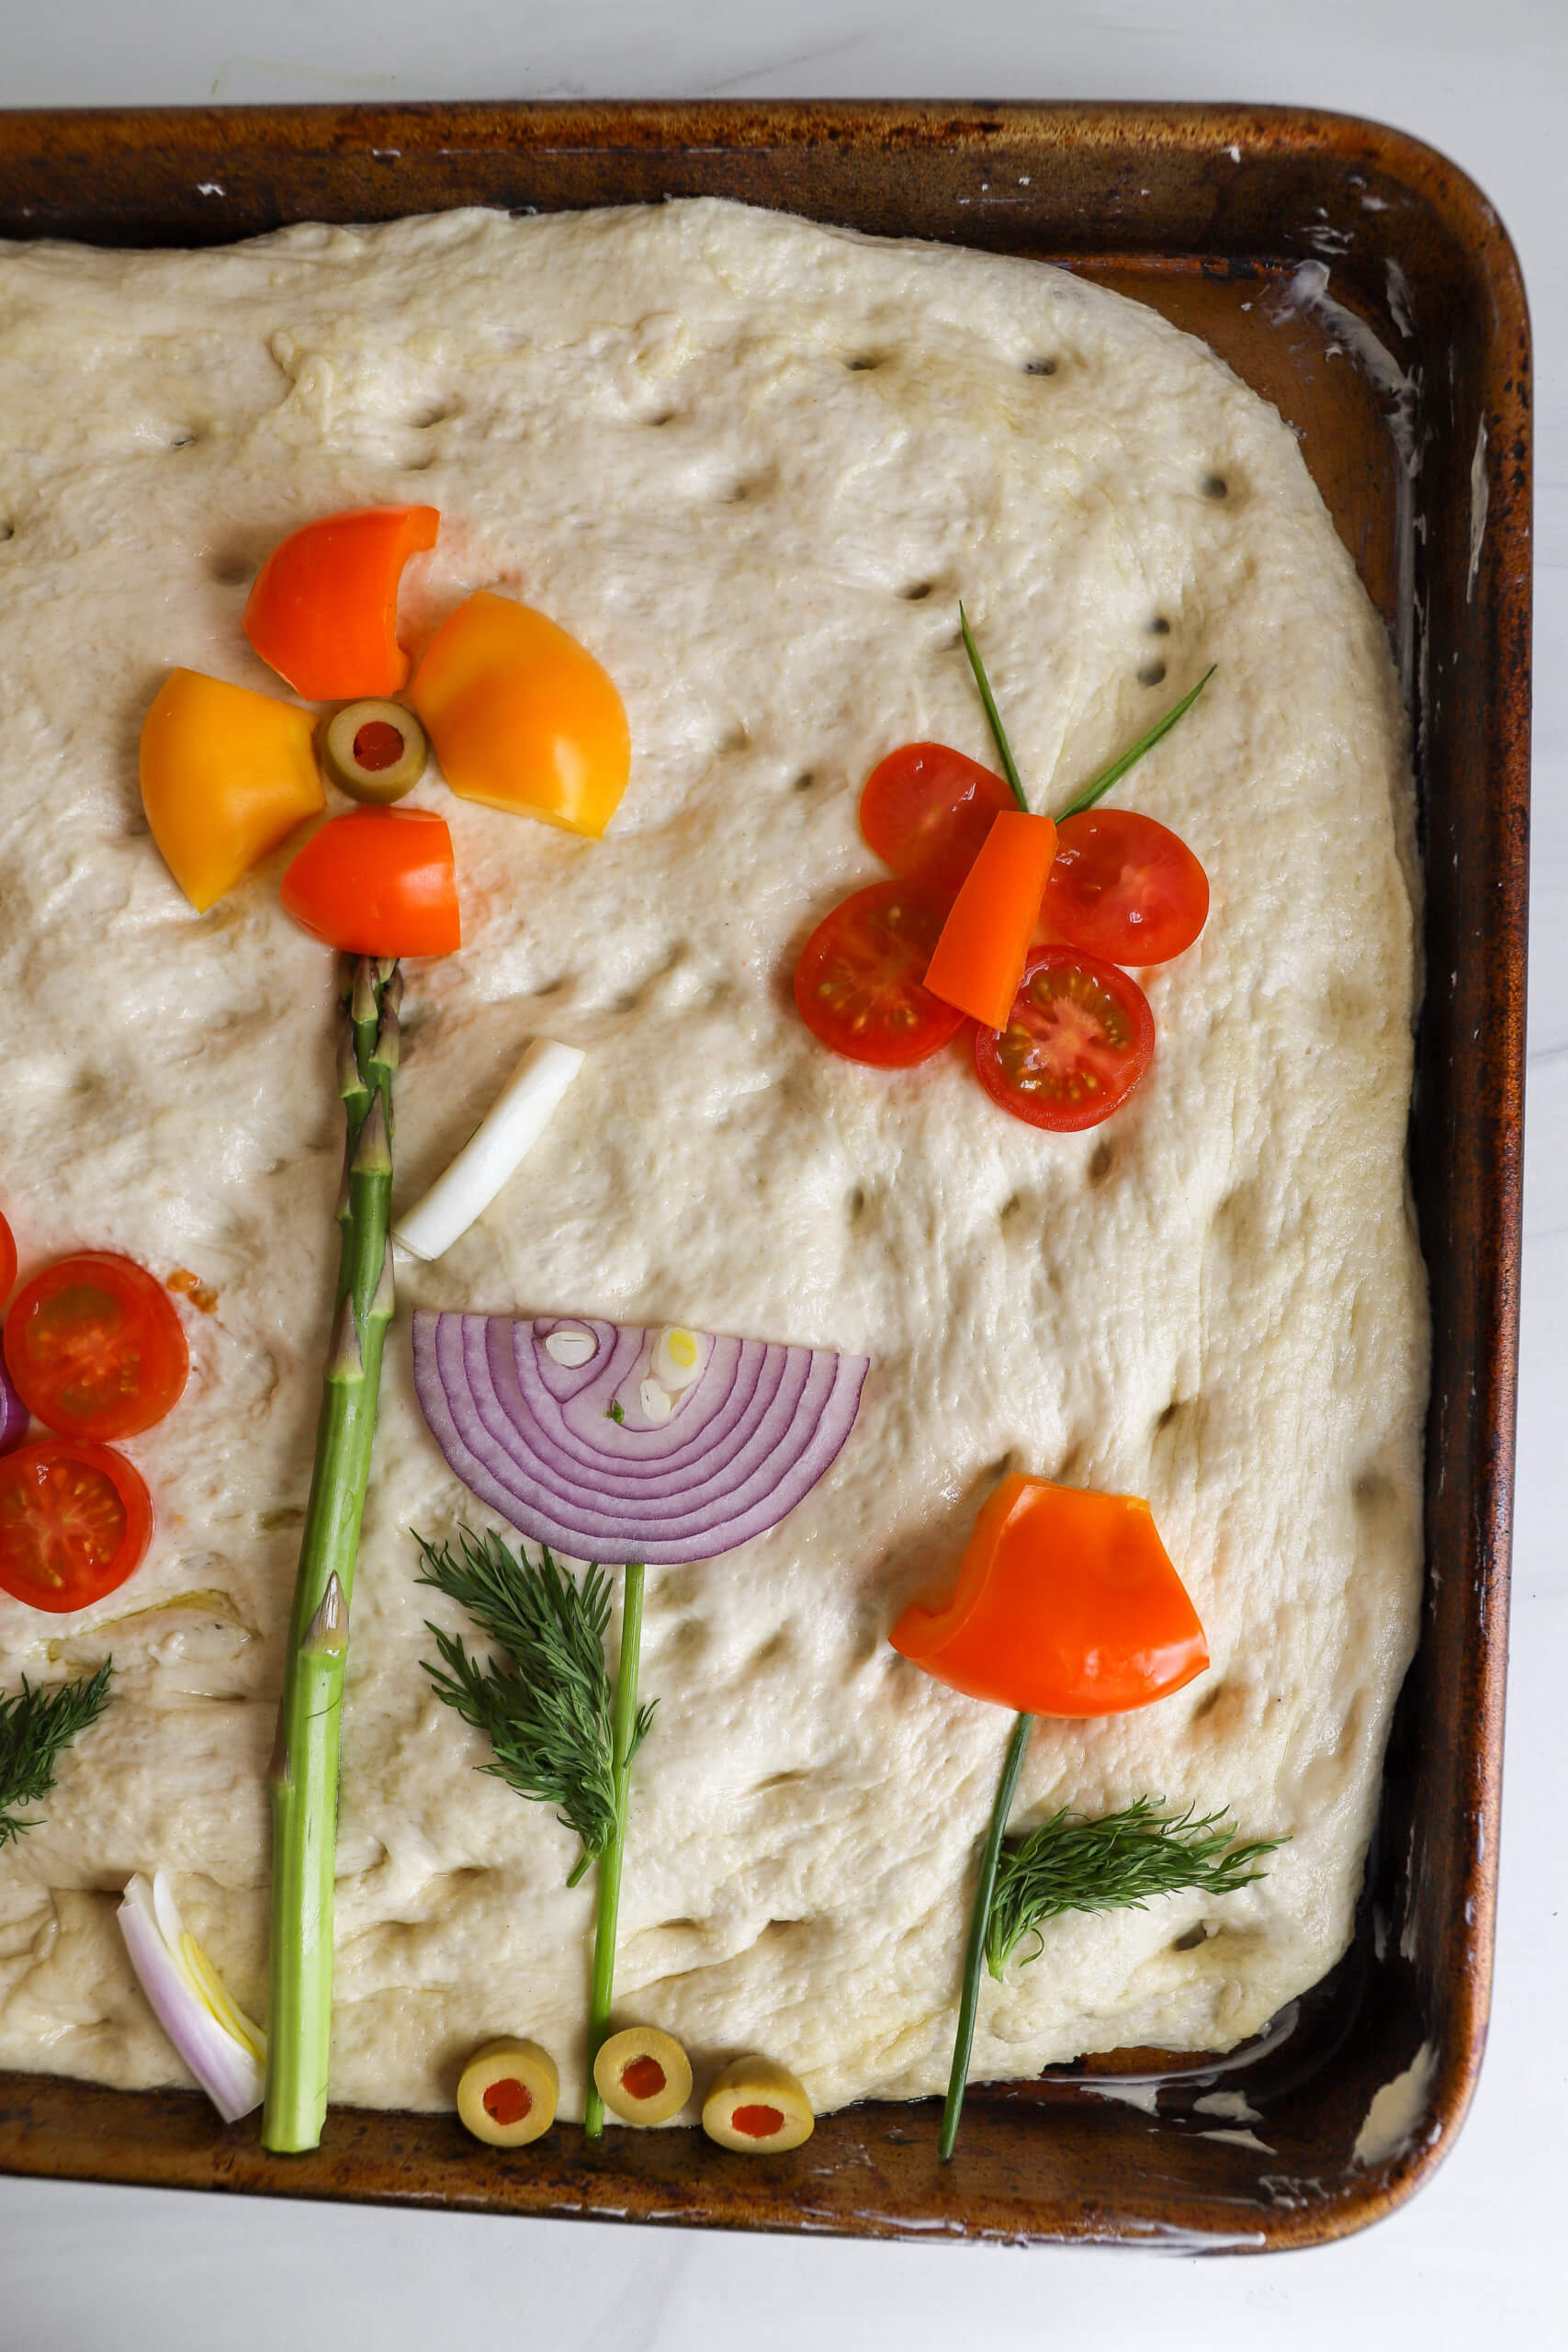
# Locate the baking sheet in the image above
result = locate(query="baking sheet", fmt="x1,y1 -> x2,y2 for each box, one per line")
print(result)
0,100 -> 1529,2249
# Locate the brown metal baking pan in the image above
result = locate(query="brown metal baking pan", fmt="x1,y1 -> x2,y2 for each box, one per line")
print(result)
0,100 -> 1529,2252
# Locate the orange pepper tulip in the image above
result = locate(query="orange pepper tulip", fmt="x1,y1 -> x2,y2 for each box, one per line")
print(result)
891,1473 -> 1208,1717
243,505 -> 439,701
140,669 -> 324,913
922,808 -> 1059,1030
408,592 -> 630,837
279,808 -> 461,959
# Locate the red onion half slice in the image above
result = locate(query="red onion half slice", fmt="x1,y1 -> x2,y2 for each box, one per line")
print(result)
412,1311 -> 869,1565
0,1349 -> 28,1457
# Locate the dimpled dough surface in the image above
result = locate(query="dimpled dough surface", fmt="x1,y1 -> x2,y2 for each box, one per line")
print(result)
0,199 -> 1425,2122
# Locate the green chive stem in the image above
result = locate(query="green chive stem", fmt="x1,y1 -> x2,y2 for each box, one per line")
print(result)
582,1561 -> 647,2140
939,1709 -> 1032,2162
959,605 -> 1031,814
1055,665 -> 1217,820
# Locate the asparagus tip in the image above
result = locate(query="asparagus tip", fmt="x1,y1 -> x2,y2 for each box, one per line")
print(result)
302,1572 -> 350,1660
370,1001 -> 401,1078
351,957 -> 378,1029
336,1020 -> 367,1105
369,1238 -> 396,1324
351,1092 -> 392,1179
326,1296 -> 364,1383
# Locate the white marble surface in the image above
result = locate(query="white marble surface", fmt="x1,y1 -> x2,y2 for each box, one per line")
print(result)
1,5 -> 1562,2344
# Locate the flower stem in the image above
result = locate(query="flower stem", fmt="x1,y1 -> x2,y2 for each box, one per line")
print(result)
1055,665 -> 1216,820
582,1561 -> 646,2139
939,1709 -> 1032,2162
959,604 -> 1031,813
263,958 -> 398,2155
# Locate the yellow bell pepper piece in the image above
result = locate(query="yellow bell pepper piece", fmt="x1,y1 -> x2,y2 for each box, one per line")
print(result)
140,670 -> 324,913
408,592 -> 630,838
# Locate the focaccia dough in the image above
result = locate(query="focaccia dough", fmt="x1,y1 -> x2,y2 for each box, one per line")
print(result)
0,199 -> 1425,2121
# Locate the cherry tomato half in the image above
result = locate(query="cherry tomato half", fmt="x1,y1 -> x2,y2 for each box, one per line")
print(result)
0,1210 -> 15,1306
1044,808 -> 1209,967
4,1253 -> 189,1442
0,1438 -> 153,1613
279,808 -> 461,958
859,742 -> 1015,897
975,944 -> 1155,1131
794,880 -> 968,1069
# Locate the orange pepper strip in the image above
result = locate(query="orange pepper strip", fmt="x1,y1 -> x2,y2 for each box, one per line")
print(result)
140,670 -> 324,913
279,808 -> 460,958
921,809 -> 1058,1029
243,506 -> 439,701
409,592 -> 630,838
891,1474 -> 1207,1717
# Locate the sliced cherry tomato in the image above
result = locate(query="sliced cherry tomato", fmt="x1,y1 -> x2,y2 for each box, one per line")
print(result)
243,505 -> 439,702
859,742 -> 1015,896
279,808 -> 461,957
794,881 -> 967,1069
4,1254 -> 189,1442
1044,808 -> 1209,966
0,1211 -> 15,1306
975,944 -> 1155,1132
0,1438 -> 153,1613
891,1473 -> 1208,1716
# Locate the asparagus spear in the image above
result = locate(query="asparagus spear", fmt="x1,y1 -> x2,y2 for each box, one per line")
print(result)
264,955 -> 400,2154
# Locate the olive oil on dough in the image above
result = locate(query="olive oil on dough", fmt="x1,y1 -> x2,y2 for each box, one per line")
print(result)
0,199 -> 1425,2122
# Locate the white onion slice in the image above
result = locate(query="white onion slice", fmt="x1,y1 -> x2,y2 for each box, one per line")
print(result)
118,1871 -> 265,2123
393,1038 -> 584,1262
412,1310 -> 868,1565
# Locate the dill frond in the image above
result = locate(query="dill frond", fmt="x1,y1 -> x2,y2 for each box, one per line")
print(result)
0,1661 -> 115,1848
985,1796 -> 1285,1979
416,1528 -> 653,1882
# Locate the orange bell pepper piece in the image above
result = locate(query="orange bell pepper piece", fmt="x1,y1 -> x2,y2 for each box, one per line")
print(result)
140,670 -> 324,913
891,1473 -> 1208,1717
279,808 -> 461,958
243,505 -> 439,701
408,592 -> 630,837
922,809 -> 1058,1029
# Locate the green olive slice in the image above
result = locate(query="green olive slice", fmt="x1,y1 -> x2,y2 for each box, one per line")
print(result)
456,2038 -> 559,2147
701,2053 -> 815,2153
592,2025 -> 693,2125
319,698 -> 428,803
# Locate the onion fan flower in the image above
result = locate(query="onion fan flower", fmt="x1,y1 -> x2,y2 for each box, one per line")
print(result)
118,1871 -> 265,2123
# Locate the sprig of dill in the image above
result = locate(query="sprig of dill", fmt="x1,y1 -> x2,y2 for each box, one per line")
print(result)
0,1661 -> 114,1848
416,1528 -> 654,1885
940,1726 -> 1287,2160
986,1796 -> 1285,1978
